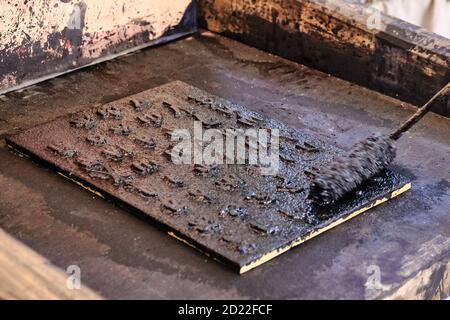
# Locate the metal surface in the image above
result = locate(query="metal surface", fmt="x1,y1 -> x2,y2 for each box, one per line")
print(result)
0,32 -> 449,298
6,81 -> 409,272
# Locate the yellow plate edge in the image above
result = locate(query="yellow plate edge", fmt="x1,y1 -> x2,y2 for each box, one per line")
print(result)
239,182 -> 412,274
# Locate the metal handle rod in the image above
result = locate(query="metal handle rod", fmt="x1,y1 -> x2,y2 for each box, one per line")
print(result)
390,82 -> 450,140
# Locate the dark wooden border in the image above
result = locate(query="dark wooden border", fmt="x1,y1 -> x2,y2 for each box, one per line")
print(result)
198,0 -> 450,117
0,1 -> 197,95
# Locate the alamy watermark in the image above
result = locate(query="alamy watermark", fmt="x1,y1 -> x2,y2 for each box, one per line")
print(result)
365,6 -> 382,30
66,265 -> 81,290
353,0 -> 383,30
364,264 -> 391,299
169,121 -> 280,175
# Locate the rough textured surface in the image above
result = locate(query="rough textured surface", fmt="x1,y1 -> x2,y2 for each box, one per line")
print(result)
310,134 -> 397,204
198,0 -> 450,117
0,32 -> 449,298
6,81 -> 409,272
0,0 -> 196,93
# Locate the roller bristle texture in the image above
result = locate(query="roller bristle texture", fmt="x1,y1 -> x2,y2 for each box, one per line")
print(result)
310,134 -> 396,204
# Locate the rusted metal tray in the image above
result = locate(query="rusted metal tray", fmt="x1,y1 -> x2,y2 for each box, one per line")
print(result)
5,81 -> 411,273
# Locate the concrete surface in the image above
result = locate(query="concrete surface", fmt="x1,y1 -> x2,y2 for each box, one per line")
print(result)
0,31 -> 449,299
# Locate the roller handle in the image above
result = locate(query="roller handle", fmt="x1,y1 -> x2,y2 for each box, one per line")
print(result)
390,82 -> 450,141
